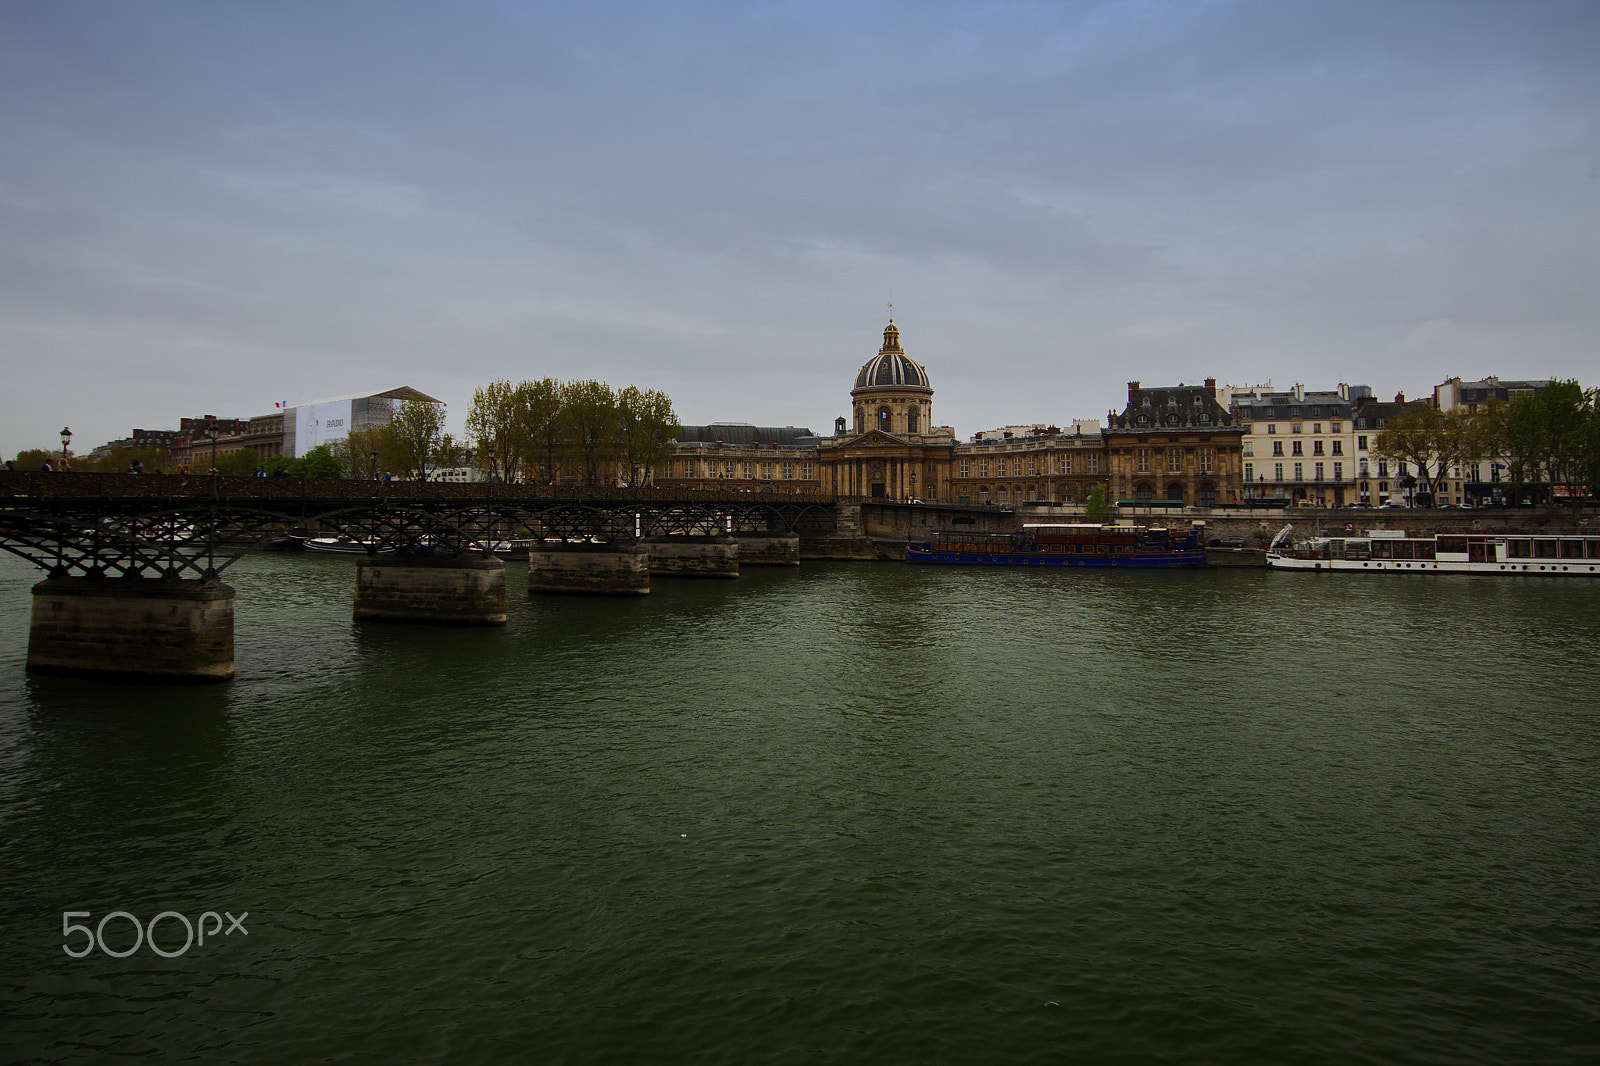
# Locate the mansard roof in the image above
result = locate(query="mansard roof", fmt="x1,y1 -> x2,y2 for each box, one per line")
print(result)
1109,381 -> 1238,432
674,424 -> 819,447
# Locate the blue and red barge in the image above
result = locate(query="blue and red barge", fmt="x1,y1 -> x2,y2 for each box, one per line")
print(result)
906,523 -> 1208,568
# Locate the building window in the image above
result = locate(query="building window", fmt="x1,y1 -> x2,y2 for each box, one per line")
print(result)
1331,422 -> 1342,433
1312,423 -> 1322,434
978,458 -> 989,478
1292,440 -> 1303,456
1266,424 -> 1276,434
1359,459 -> 1369,476
802,463 -> 813,479
741,462 -> 753,479
1314,462 -> 1324,481
782,462 -> 793,479
1357,435 -> 1368,450
878,408 -> 892,433
1292,422 -> 1302,434
1331,440 -> 1342,455
1085,453 -> 1099,474
959,458 -> 970,477
761,462 -> 772,479
1198,447 -> 1214,474
907,407 -> 919,433
1242,441 -> 1253,457
1333,462 -> 1342,481
1378,460 -> 1388,477
1272,441 -> 1284,457
1167,447 -> 1182,473
855,407 -> 864,433
1137,448 -> 1151,473
1312,440 -> 1324,455
1274,463 -> 1284,482
1294,463 -> 1304,481
997,486 -> 1008,503
1244,462 -> 1254,482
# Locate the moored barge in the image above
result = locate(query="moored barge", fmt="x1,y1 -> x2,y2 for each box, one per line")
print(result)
907,523 -> 1208,568
1267,528 -> 1600,575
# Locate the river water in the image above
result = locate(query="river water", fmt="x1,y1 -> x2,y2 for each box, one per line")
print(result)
0,550 -> 1596,1064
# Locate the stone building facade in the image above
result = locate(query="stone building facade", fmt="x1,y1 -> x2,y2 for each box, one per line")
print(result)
659,424 -> 822,492
817,321 -> 958,501
1104,379 -> 1245,506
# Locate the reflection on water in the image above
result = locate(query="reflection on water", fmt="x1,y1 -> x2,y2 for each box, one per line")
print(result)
0,550 -> 1596,1064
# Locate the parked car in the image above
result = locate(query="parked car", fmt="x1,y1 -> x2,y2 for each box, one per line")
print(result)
1208,536 -> 1247,548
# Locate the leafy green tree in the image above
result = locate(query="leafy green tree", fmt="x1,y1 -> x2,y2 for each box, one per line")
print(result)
615,385 -> 679,488
465,380 -> 536,483
1374,404 -> 1448,504
1504,380 -> 1588,504
299,444 -> 342,478
1084,485 -> 1108,522
215,448 -> 260,476
560,380 -> 618,487
388,398 -> 447,480
11,448 -> 57,470
526,378 -> 566,484
330,425 -> 399,479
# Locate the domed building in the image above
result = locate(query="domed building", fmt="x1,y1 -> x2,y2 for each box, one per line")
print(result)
850,321 -> 933,437
819,320 -> 957,500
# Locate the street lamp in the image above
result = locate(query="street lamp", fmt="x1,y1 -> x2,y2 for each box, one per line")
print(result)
486,445 -> 496,484
59,426 -> 71,466
370,450 -> 379,480
206,419 -> 220,473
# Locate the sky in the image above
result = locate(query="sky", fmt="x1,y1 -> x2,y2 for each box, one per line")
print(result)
2,0 -> 1598,457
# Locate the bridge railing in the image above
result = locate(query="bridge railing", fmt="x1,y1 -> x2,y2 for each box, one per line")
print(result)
0,471 -> 838,505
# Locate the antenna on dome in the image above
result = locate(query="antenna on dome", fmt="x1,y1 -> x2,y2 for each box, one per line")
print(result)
887,295 -> 893,322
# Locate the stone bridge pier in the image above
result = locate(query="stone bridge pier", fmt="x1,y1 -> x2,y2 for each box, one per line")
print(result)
354,554 -> 508,624
28,576 -> 236,682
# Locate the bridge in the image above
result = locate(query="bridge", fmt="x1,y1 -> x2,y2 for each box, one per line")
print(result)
0,471 -> 848,681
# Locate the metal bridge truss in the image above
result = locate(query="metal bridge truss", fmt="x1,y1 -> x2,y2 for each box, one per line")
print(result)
0,479 -> 838,580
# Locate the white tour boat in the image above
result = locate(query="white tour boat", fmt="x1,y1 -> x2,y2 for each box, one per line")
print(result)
1266,526 -> 1600,575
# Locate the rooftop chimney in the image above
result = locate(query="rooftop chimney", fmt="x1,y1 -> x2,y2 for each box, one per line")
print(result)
1128,381 -> 1141,397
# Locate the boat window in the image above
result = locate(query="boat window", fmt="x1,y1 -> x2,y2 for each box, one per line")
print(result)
1561,540 -> 1584,559
1373,542 -> 1393,559
1589,540 -> 1600,560
1395,542 -> 1414,560
1507,539 -> 1531,558
1436,536 -> 1468,554
1534,539 -> 1558,559
1415,542 -> 1435,560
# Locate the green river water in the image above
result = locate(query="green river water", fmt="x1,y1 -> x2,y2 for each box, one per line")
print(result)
0,550 -> 1596,1064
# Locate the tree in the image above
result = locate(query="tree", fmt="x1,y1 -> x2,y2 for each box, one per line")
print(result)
560,380 -> 618,487
215,448 -> 260,476
1504,380 -> 1588,504
1373,404 -> 1447,505
615,386 -> 679,488
330,425 -> 399,479
11,448 -> 58,470
299,444 -> 342,478
388,398 -> 447,480
465,379 -> 528,483
525,378 -> 566,484
1084,485 -> 1109,522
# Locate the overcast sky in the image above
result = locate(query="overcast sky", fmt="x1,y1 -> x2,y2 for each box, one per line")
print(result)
3,0 -> 1598,457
